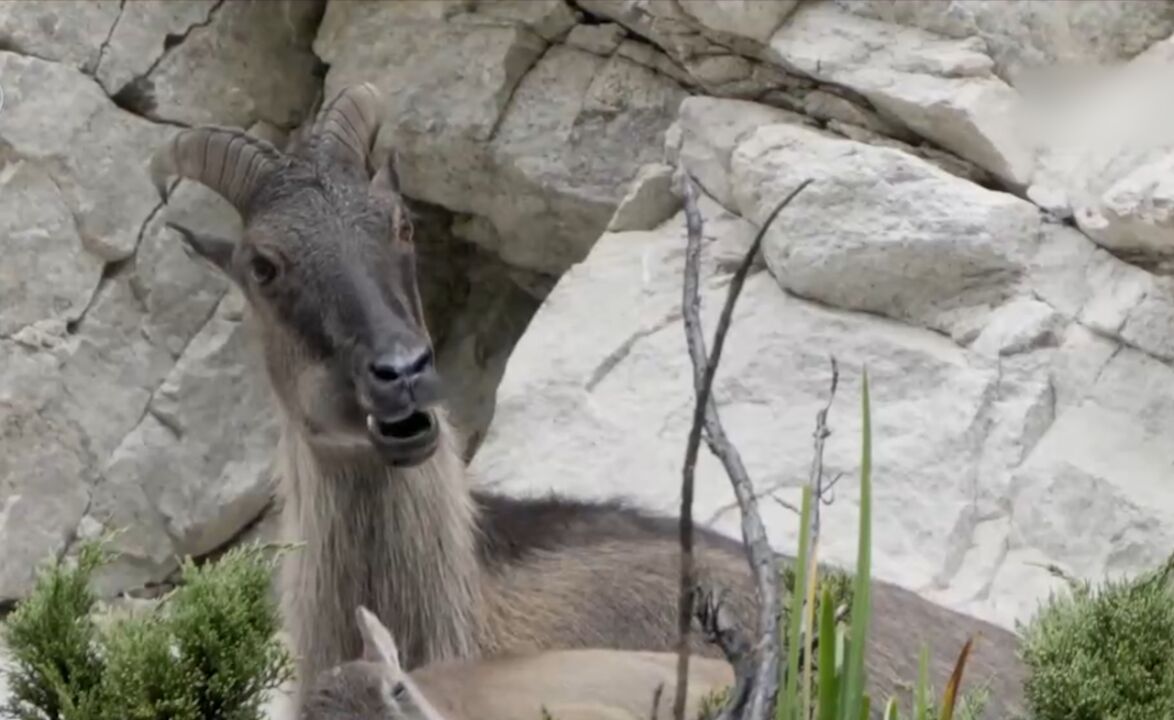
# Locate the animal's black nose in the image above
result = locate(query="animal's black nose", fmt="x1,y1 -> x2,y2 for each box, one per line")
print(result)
369,346 -> 433,383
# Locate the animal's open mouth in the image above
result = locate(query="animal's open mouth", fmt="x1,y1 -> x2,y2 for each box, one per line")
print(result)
365,410 -> 439,466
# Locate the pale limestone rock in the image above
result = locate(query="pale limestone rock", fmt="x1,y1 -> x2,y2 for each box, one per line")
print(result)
1029,222 -> 1174,365
464,0 -> 579,41
728,122 -> 1041,336
1088,152 -> 1174,260
316,1 -> 546,143
768,3 -> 1035,187
672,96 -> 810,209
86,292 -> 278,591
0,340 -> 91,600
987,344 -> 1174,626
93,0 -> 218,94
0,52 -> 169,262
472,198 -> 1030,624
125,0 -> 323,128
1027,37 -> 1174,263
826,118 -> 993,186
969,297 -> 1064,358
579,0 -> 810,102
801,88 -> 914,142
578,0 -> 719,59
614,39 -> 695,86
0,0 -> 120,72
566,23 -> 625,56
677,0 -> 800,44
606,163 -> 680,232
0,162 -> 103,336
833,0 -> 1174,88
138,181 -> 237,357
321,2 -> 687,274
485,49 -> 686,271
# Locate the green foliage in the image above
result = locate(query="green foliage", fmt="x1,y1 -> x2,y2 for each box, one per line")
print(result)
1,542 -> 108,720
773,372 -> 981,720
926,685 -> 989,720
780,563 -> 854,636
697,685 -> 732,720
1,540 -> 294,720
1018,556 -> 1174,720
164,548 -> 294,720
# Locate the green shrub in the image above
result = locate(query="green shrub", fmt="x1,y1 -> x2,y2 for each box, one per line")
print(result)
1018,557 -> 1174,720
1,542 -> 108,720
1,539 -> 294,720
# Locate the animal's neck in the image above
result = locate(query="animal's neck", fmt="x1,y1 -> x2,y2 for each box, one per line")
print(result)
278,415 -> 483,676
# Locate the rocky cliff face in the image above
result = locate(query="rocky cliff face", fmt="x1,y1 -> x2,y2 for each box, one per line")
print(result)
2,0 -> 1174,642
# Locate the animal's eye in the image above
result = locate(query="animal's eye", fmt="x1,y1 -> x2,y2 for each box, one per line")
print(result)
391,682 -> 408,701
250,255 -> 278,286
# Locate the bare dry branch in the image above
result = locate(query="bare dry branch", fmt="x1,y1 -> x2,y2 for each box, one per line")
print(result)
674,175 -> 708,720
674,174 -> 814,720
807,356 -> 839,549
694,583 -> 754,720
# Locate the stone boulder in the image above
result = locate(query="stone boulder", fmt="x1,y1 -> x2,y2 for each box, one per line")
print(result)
474,90 -> 1174,631
833,0 -> 1174,88
0,1 -> 122,72
116,0 -> 324,129
472,194 -> 1019,622
1026,37 -> 1174,266
767,2 -> 1034,188
85,289 -> 279,592
729,121 -> 1041,338
315,0 -> 688,274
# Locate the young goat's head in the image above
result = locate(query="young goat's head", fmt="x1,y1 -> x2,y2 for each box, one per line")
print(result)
150,84 -> 442,467
302,606 -> 444,720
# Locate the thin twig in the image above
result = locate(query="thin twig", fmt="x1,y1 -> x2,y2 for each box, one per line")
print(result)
650,683 -> 665,720
807,356 -> 839,550
675,174 -> 814,720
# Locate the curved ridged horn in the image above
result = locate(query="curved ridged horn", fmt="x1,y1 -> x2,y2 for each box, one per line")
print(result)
310,82 -> 383,174
149,126 -> 282,211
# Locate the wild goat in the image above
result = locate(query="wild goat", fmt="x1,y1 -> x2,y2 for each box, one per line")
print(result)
150,82 -> 1028,718
301,605 -> 733,720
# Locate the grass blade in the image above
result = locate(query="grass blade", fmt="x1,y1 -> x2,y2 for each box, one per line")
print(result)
779,485 -> 814,720
937,636 -> 975,720
916,645 -> 929,720
816,586 -> 839,720
883,697 -> 900,720
801,541 -> 820,720
840,369 -> 873,718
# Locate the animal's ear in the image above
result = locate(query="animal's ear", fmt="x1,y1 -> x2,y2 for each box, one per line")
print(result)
369,152 -> 414,245
166,222 -> 236,276
356,606 -> 402,671
370,149 -> 401,198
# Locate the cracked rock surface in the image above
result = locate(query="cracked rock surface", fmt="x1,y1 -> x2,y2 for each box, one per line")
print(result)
474,83 -> 1174,632
4,0 -> 1174,656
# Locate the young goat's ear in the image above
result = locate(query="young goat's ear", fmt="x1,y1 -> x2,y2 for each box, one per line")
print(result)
166,222 -> 236,276
356,606 -> 402,671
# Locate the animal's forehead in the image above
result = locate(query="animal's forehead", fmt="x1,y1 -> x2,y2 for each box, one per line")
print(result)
247,183 -> 392,253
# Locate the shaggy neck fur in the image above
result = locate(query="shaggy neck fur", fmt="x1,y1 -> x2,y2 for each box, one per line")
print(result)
277,413 -> 483,698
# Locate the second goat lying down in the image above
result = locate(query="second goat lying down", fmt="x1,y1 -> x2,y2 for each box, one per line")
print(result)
301,606 -> 734,720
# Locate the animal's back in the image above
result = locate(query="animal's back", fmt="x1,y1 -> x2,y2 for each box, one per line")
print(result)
413,649 -> 734,720
473,492 -> 1027,719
